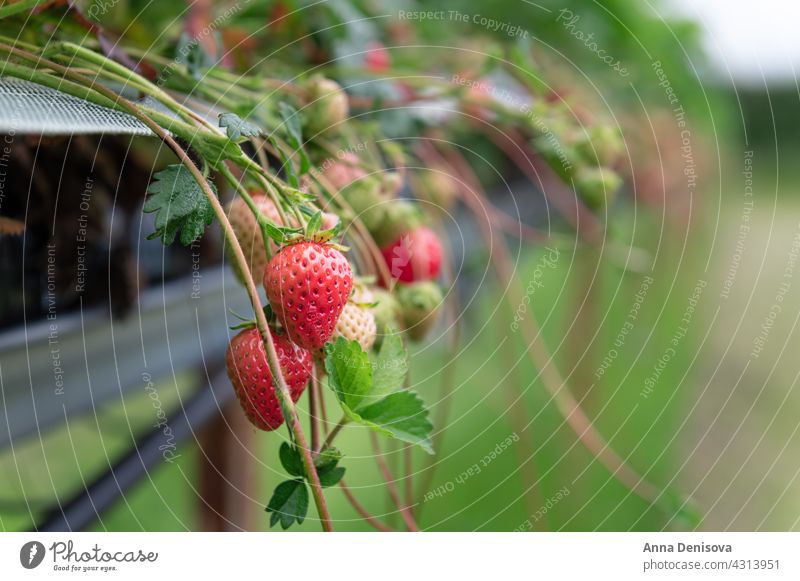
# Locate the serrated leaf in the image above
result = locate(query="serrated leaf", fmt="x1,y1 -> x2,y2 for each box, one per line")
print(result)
279,442 -> 305,478
266,479 -> 309,529
318,466 -> 345,487
219,112 -> 262,142
368,332 -> 408,403
324,338 -> 374,412
324,338 -> 432,453
143,164 -> 215,246
357,391 -> 433,454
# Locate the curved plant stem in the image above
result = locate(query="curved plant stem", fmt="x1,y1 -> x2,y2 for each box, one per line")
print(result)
412,215 -> 460,512
309,365 -> 321,454
218,164 -> 280,259
409,154 -> 546,520
319,416 -> 348,453
339,481 -> 394,532
0,0 -> 48,19
316,388 -> 395,531
438,143 -> 663,506
403,447 -> 414,517
370,434 -> 419,531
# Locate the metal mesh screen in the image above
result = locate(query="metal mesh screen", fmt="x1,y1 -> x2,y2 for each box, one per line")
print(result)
0,77 -> 154,136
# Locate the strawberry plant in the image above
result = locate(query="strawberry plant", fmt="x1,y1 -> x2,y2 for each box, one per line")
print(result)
0,0 -> 701,532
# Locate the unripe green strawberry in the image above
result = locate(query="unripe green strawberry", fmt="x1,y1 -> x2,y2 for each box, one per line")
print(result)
574,125 -> 623,167
396,281 -> 444,341
371,288 -> 402,333
371,200 -> 421,247
303,76 -> 349,135
332,286 -> 377,352
574,166 -> 622,210
226,191 -> 283,284
416,170 -> 459,211
340,176 -> 387,232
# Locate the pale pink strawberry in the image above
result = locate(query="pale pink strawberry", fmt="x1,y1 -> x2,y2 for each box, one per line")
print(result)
332,286 -> 377,352
227,191 -> 283,283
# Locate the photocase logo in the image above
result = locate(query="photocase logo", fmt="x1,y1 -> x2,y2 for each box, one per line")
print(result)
19,541 -> 46,569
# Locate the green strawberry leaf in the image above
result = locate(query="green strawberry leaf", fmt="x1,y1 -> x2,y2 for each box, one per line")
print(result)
368,332 -> 408,403
279,442 -> 304,478
318,466 -> 345,487
324,337 -> 374,412
266,479 -> 309,529
219,112 -> 262,142
324,337 -> 432,453
355,391 -> 433,454
143,164 -> 215,246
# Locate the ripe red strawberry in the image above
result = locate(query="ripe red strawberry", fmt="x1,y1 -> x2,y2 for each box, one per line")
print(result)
226,327 -> 312,431
264,242 -> 353,350
381,226 -> 442,283
226,191 -> 284,284
364,41 -> 390,72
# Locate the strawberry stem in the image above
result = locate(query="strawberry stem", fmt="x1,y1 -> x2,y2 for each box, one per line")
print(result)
318,416 -> 348,454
